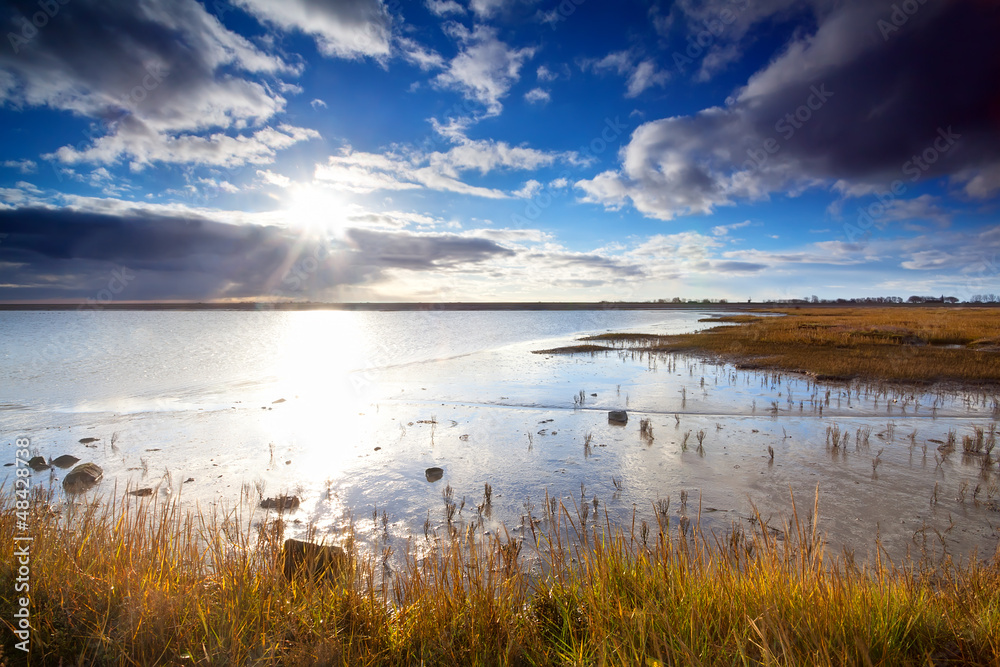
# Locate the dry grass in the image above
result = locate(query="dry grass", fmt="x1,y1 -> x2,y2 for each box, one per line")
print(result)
541,307 -> 1000,385
2,485 -> 1000,665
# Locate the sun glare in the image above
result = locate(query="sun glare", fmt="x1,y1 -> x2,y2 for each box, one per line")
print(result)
284,184 -> 347,232
267,312 -> 373,472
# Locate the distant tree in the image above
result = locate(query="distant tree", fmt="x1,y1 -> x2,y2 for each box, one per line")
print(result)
907,295 -> 924,303
943,296 -> 959,304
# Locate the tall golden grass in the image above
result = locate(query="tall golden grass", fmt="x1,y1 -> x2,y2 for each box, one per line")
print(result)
2,484 -> 999,665
548,307 -> 1000,385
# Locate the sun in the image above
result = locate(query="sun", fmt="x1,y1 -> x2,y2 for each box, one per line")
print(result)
284,184 -> 347,233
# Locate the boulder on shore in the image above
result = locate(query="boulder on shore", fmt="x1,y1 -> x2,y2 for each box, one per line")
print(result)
129,488 -> 154,497
27,456 -> 49,471
63,462 -> 103,494
608,410 -> 628,425
51,455 -> 80,469
282,538 -> 347,581
425,467 -> 444,483
260,495 -> 300,511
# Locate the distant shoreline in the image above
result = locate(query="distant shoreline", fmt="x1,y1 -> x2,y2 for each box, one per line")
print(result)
0,301 -> 989,312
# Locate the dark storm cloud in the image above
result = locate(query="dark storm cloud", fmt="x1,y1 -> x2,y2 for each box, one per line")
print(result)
344,228 -> 514,270
522,251 -> 645,278
741,0 -> 1000,180
0,0 -> 313,167
577,0 -> 1000,220
711,261 -> 767,273
0,206 -> 516,301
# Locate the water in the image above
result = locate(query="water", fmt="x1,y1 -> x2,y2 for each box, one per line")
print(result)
2,309 -> 998,566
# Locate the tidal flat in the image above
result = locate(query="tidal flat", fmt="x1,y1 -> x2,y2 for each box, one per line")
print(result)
2,307 -> 1000,664
3,308 -> 998,566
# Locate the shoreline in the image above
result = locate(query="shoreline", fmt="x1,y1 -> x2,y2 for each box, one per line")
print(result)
2,301 -> 998,312
534,307 -> 1000,388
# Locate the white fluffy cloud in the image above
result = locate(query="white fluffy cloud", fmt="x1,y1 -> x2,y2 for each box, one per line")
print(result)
426,0 -> 465,16
583,50 -> 670,98
233,0 -> 392,60
315,147 -> 507,198
48,121 -> 320,169
524,87 -> 550,104
434,24 -> 536,116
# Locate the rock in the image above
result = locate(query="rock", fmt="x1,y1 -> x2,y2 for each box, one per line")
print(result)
63,462 -> 103,494
184,477 -> 195,483
129,488 -> 154,497
28,456 -> 49,471
78,437 -> 100,444
425,467 -> 444,483
282,538 -> 347,581
260,495 -> 300,511
608,410 -> 628,425
272,398 -> 286,404
374,447 -> 381,451
50,455 -> 80,469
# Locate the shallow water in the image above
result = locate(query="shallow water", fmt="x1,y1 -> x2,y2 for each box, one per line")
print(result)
2,309 -> 998,567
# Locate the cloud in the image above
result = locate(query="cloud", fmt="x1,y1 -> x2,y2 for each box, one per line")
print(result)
711,220 -> 752,236
398,37 -> 446,71
48,120 -> 320,169
712,260 -> 767,273
233,0 -> 392,60
310,98 -> 328,109
0,0 -> 307,169
954,162 -> 1000,200
583,50 -> 670,98
2,159 -> 37,174
536,65 -> 558,82
576,0 -> 1000,221
257,169 -> 292,188
721,241 -> 873,266
467,0 -> 540,19
434,24 -> 536,116
426,0 -> 465,16
521,251 -> 645,279
625,59 -> 670,98
524,87 -> 550,104
314,147 -> 512,198
428,126 -> 576,172
667,0 -> 830,80
512,179 -> 542,198
0,202 -> 516,300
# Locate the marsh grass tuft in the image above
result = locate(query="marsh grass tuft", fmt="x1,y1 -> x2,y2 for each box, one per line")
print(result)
639,418 -> 654,445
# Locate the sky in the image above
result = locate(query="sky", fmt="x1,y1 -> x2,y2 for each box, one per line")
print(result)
0,0 -> 999,303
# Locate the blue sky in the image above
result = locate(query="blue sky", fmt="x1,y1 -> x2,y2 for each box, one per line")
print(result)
0,0 -> 998,302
